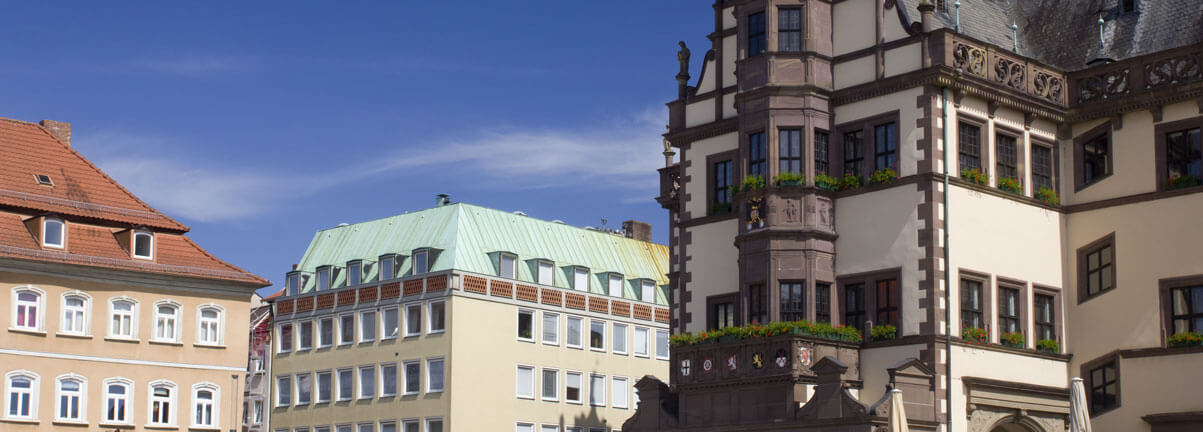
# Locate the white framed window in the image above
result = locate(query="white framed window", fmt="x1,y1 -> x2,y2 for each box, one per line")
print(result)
382,307 -> 399,339
608,274 -> 624,298
589,320 -> 606,351
298,320 -> 313,350
633,327 -> 649,357
277,322 -> 294,353
641,280 -> 656,303
426,358 -> 444,393
589,374 -> 606,406
565,371 -> 582,404
337,424 -> 353,432
516,365 -> 535,399
339,314 -> 354,345
500,253 -> 517,279
55,374 -> 87,422
403,361 -> 420,395
148,380 -> 177,426
153,301 -> 181,342
566,316 -> 583,349
541,425 -> 560,432
103,378 -> 132,424
358,422 -> 374,432
613,323 -> 628,355
316,427 -> 331,432
275,376 -> 291,407
655,329 -> 670,360
379,254 -> 397,281
108,297 -> 138,339
337,368 -> 353,401
12,286 -> 44,331
517,423 -> 534,432
611,377 -> 629,409
316,266 -> 332,291
541,369 -> 558,401
197,304 -> 223,345
573,267 -> 590,291
537,261 -> 554,285
42,217 -> 65,248
133,230 -> 154,260
295,372 -> 312,405
347,260 -> 363,286
380,421 -> 397,432
412,250 -> 429,275
405,303 -> 422,336
252,400 -> 262,424
61,292 -> 90,335
318,317 -> 334,348
517,309 -> 534,342
359,310 -> 377,342
190,383 -> 219,429
358,366 -> 375,399
316,371 -> 332,403
286,271 -> 301,296
381,363 -> 397,397
402,419 -> 419,432
425,417 -> 443,432
5,371 -> 39,420
542,312 -> 559,345
428,301 -> 446,333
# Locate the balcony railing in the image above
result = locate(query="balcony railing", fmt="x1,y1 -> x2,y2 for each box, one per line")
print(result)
1069,42 -> 1203,105
931,30 -> 1069,107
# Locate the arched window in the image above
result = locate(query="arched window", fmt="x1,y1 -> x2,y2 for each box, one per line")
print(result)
4,371 -> 39,420
55,374 -> 87,422
191,383 -> 220,428
154,301 -> 180,342
61,293 -> 91,335
12,287 -> 44,331
110,298 -> 138,339
103,378 -> 132,424
197,305 -> 223,345
43,218 -> 65,248
148,381 -> 176,426
133,231 -> 154,259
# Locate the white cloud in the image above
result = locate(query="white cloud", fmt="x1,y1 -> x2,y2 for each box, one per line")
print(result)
75,109 -> 667,222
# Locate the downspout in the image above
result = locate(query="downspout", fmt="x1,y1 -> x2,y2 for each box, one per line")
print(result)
941,87 -> 953,432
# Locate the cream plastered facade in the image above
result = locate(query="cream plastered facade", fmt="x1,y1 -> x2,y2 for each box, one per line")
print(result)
269,272 -> 670,432
1,269 -> 253,432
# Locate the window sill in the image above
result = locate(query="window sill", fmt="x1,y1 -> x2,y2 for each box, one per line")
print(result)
542,398 -> 559,402
149,339 -> 183,346
404,333 -> 421,338
542,341 -> 560,346
1,418 -> 39,424
613,351 -> 628,356
517,338 -> 536,344
145,424 -> 179,430
566,400 -> 583,405
402,392 -> 419,397
633,354 -> 650,359
53,419 -> 89,426
426,389 -> 444,394
105,336 -> 140,343
590,347 -> 605,352
188,426 -> 221,431
194,343 -> 226,349
55,332 -> 92,339
99,421 -> 134,428
567,345 -> 584,350
427,330 -> 446,335
8,327 -> 46,336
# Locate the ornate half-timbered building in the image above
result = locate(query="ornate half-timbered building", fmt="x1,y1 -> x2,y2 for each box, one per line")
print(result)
633,1 -> 1203,431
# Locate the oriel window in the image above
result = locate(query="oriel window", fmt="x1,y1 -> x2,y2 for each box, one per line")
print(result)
749,132 -> 767,178
747,284 -> 768,325
778,8 -> 801,52
748,12 -> 766,56
815,283 -> 831,323
779,129 -> 803,174
779,281 -> 805,321
814,130 -> 830,175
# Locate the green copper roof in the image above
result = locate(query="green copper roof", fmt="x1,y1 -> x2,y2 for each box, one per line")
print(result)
293,203 -> 670,304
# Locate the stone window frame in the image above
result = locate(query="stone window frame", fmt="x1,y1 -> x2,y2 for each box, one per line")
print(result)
1158,274 -> 1203,344
1077,232 -> 1117,304
836,268 -> 903,336
995,276 -> 1029,343
1032,285 -> 1063,344
706,150 -> 740,218
814,129 -> 831,176
747,130 -> 768,180
1073,121 -> 1114,192
778,279 -> 806,322
778,128 -> 805,175
834,111 -> 901,179
706,293 -> 740,331
1153,115 -> 1203,191
994,124 -> 1026,187
814,281 -> 833,324
1080,351 -> 1121,417
776,7 -> 803,52
958,270 -> 991,334
956,116 -> 987,176
1030,137 -> 1059,194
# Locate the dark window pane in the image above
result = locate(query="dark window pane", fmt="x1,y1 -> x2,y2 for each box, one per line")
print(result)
1083,134 -> 1111,185
875,279 -> 899,329
748,12 -> 766,56
844,283 -> 865,329
780,281 -> 805,321
777,8 -> 801,52
844,131 -> 864,177
959,122 -> 981,172
1032,145 -> 1054,192
996,134 -> 1018,180
714,160 -> 733,205
749,133 -> 767,178
814,130 -> 830,175
815,283 -> 831,323
960,279 -> 983,329
874,123 -> 898,171
779,129 -> 803,174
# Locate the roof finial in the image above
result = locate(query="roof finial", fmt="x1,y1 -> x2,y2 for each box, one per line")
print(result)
1098,15 -> 1105,48
954,1 -> 961,32
1010,21 -> 1018,52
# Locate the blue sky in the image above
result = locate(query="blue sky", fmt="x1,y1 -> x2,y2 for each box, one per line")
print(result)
0,1 -> 713,295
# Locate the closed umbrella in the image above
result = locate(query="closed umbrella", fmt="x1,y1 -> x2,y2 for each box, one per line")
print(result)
1069,377 -> 1092,432
888,388 -> 909,432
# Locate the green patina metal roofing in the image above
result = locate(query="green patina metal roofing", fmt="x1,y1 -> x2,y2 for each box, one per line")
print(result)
293,203 -> 671,304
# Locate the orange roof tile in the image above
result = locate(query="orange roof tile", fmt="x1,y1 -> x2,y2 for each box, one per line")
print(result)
0,118 -> 187,231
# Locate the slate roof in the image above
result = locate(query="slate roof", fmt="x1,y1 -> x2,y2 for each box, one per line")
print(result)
899,0 -> 1203,71
0,117 -> 268,286
293,203 -> 671,304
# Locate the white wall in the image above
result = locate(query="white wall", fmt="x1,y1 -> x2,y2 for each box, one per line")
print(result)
683,219 -> 740,334
682,132 -> 739,218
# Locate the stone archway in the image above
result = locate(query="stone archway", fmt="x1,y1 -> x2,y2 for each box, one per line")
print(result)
968,405 -> 1063,432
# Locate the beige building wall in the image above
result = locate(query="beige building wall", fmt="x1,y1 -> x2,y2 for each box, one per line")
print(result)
681,219 -> 739,334
832,0 -> 875,56
1,271 -> 251,432
833,87 -> 925,176
682,132 -> 738,218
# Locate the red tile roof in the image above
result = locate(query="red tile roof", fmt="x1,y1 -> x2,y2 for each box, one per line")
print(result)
0,118 -> 187,231
0,118 -> 267,286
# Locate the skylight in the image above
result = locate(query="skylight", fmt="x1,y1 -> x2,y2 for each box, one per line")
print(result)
35,174 -> 53,186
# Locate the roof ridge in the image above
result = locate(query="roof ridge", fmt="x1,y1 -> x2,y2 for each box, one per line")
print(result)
24,120 -> 190,232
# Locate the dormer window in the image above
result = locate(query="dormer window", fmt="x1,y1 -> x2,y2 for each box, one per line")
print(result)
608,274 -> 624,298
379,254 -> 397,281
316,266 -> 332,292
413,250 -> 429,275
572,267 -> 590,292
43,218 -> 65,249
347,260 -> 363,286
133,231 -> 153,260
285,271 -> 301,296
641,280 -> 657,303
537,261 -> 554,286
499,254 -> 517,279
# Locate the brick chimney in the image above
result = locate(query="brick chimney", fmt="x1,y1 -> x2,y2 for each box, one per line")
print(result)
622,220 -> 652,242
40,120 -> 71,147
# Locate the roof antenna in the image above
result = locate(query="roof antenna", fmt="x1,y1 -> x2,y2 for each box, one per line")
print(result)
1097,15 -> 1105,48
1010,21 -> 1018,52
954,1 -> 961,32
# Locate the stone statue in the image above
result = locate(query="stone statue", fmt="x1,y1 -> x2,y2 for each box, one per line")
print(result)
677,41 -> 691,78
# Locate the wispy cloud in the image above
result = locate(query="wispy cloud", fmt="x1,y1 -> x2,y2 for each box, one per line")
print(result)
76,109 -> 666,222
